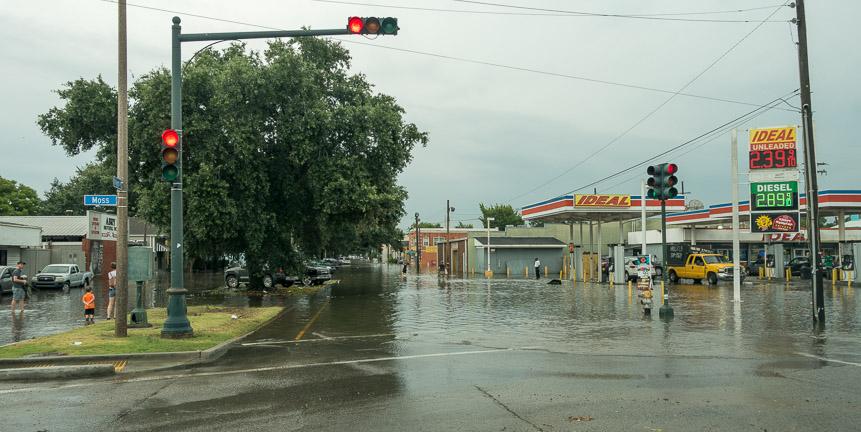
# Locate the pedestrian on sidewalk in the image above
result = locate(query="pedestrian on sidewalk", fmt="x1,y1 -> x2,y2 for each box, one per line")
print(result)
534,258 -> 541,279
106,262 -> 117,319
11,261 -> 27,315
83,285 -> 95,325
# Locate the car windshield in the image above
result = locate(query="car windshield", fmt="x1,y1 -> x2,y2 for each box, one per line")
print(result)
42,265 -> 69,273
703,255 -> 729,264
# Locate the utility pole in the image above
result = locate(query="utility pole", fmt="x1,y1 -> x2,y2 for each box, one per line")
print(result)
115,0 -> 129,337
795,0 -> 824,322
445,200 -> 454,274
415,212 -> 421,273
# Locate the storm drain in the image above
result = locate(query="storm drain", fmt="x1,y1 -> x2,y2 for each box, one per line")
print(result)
87,361 -> 128,372
12,364 -> 54,369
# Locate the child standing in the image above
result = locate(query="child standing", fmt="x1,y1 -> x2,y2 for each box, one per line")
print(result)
106,262 -> 117,319
83,285 -> 95,325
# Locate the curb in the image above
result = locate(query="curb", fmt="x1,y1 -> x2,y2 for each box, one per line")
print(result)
0,306 -> 292,381
0,364 -> 116,381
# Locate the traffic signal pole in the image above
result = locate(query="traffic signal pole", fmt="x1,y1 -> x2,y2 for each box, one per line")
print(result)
658,199 -> 673,318
163,16 -> 397,337
162,17 -> 192,338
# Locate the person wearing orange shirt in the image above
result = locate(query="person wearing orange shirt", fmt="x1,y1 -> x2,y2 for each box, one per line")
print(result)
82,285 -> 95,325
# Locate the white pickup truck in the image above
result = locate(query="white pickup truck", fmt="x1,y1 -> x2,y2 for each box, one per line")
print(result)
31,264 -> 95,290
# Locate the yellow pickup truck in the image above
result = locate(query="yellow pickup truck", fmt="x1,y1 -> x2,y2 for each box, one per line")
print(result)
666,253 -> 743,285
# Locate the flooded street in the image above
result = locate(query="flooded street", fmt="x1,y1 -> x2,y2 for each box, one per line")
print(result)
3,261 -> 860,359
4,262 -> 861,430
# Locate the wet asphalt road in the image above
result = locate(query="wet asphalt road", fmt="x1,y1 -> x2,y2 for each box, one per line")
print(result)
2,263 -> 860,431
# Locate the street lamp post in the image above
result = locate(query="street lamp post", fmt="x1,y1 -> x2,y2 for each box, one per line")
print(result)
486,217 -> 495,277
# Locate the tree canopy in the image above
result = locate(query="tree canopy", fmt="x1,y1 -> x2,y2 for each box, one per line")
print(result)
479,203 -> 523,231
0,176 -> 42,216
38,38 -> 427,276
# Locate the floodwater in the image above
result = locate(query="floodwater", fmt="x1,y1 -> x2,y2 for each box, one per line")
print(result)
2,262 -> 860,364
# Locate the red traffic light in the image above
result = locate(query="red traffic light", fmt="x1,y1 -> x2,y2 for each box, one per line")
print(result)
162,129 -> 179,147
665,163 -> 678,175
348,16 -> 363,34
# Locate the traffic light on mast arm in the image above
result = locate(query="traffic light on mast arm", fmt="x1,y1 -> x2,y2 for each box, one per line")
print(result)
646,163 -> 679,200
347,16 -> 399,35
161,129 -> 180,182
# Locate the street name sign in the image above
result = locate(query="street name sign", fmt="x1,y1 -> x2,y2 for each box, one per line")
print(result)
84,195 -> 118,206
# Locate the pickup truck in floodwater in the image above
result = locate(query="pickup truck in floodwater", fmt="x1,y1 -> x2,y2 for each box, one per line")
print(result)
31,264 -> 94,290
667,253 -> 743,285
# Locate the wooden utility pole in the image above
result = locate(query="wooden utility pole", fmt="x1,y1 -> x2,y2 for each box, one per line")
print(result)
795,0 -> 824,322
115,0 -> 129,337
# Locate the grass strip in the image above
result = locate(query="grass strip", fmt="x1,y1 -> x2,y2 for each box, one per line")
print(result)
0,306 -> 282,359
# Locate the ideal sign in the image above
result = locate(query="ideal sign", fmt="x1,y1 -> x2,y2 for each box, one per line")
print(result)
749,126 -> 798,170
574,195 -> 631,207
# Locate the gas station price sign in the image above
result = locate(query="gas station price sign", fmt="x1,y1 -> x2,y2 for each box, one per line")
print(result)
750,181 -> 798,212
749,126 -> 797,170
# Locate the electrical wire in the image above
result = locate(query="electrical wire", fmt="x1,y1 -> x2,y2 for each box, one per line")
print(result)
98,0 -> 796,112
451,0 -> 788,23
518,89 -> 799,208
502,1 -> 791,205
309,0 -> 786,20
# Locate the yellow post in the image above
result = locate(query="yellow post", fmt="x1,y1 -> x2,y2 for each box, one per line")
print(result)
661,281 -> 665,301
559,270 -> 563,279
759,267 -> 763,280
832,269 -> 837,286
526,267 -> 529,278
471,268 -> 474,276
573,268 -> 576,281
545,265 -> 548,277
786,268 -> 791,280
507,267 -> 510,277
610,273 -> 614,285
628,280 -> 632,299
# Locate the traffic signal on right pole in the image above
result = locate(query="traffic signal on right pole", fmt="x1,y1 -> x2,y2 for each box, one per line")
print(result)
161,129 -> 180,182
646,163 -> 679,200
347,16 -> 399,35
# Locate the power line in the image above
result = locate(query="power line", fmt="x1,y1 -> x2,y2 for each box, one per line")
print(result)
502,1 -> 791,205
523,89 -> 799,207
99,0 -> 796,113
452,0 -> 789,23
600,97 -> 789,192
310,0 -> 786,21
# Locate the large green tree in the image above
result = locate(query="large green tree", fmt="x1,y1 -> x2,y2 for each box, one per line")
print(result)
41,163 -> 116,215
478,203 -> 523,231
38,38 -> 426,280
0,176 -> 42,216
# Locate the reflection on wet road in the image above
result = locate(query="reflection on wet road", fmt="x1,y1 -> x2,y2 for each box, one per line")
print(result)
213,263 -> 861,369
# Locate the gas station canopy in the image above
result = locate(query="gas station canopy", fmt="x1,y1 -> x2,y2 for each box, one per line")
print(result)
522,194 -> 687,223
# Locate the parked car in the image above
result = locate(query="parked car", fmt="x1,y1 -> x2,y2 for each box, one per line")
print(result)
315,260 -> 338,275
622,257 -> 656,281
31,264 -> 94,290
785,257 -> 810,277
224,266 -> 296,289
302,262 -> 333,286
322,258 -> 340,268
0,266 -> 15,294
746,258 -> 768,276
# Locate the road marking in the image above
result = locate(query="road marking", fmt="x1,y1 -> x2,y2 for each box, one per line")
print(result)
311,332 -> 332,340
241,330 -> 447,346
795,352 -> 861,367
295,300 -> 330,341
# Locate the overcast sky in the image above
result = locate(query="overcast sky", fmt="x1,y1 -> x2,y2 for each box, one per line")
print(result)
3,0 -> 859,230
